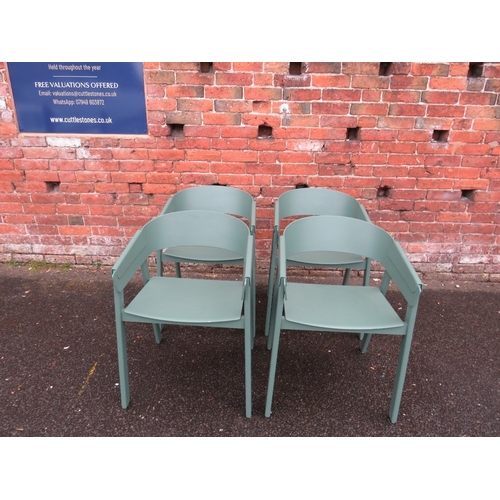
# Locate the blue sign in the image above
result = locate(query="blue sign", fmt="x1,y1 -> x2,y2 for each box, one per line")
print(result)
7,62 -> 148,135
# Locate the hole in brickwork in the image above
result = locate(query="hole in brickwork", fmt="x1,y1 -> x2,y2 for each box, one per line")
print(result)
377,186 -> 390,198
212,182 -> 227,186
468,62 -> 483,78
258,125 -> 273,138
200,62 -> 213,73
295,183 -> 309,189
346,127 -> 360,140
432,129 -> 449,142
169,123 -> 185,137
289,62 -> 302,75
461,189 -> 476,201
46,181 -> 60,193
379,62 -> 393,76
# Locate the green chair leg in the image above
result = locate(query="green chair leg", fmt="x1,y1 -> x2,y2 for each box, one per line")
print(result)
388,332 -> 413,423
360,333 -> 372,353
153,323 -> 163,344
116,320 -> 130,409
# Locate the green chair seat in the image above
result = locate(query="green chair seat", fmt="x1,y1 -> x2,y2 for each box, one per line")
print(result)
288,250 -> 365,267
284,283 -> 404,332
162,245 -> 242,264
124,276 -> 244,324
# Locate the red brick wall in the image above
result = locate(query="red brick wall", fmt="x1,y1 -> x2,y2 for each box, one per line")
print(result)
1,62 -> 499,281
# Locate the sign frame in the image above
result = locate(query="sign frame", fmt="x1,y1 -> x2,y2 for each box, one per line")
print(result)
7,62 -> 148,135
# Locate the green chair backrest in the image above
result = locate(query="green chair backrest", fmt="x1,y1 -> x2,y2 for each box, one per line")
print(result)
276,188 -> 370,224
162,185 -> 255,231
112,210 -> 250,292
282,215 -> 422,306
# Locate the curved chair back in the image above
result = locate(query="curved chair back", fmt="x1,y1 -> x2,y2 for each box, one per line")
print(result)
114,210 -> 250,293
282,216 -> 421,305
162,185 -> 256,232
276,187 -> 370,225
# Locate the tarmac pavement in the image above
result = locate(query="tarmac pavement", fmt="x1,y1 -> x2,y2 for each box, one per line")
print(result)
1,262 -> 499,437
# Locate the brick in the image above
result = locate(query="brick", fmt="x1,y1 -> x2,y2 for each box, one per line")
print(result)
282,164 -> 318,175
214,100 -> 252,113
254,73 -> 273,86
215,73 -> 253,86
177,99 -> 214,112
180,173 -> 218,185
342,63 -> 380,75
421,91 -> 460,104
275,74 -> 312,88
173,138 -> 211,149
174,161 -> 209,173
412,63 -> 449,76
204,113 -> 242,126
221,151 -> 258,163
322,89 -> 361,101
449,131 -> 485,143
263,62 -> 288,72
382,90 -> 421,103
253,101 -> 272,113
175,73 -> 214,85
454,117 -> 474,129
417,178 -> 454,189
249,139 -> 286,152
285,115 -> 320,127
305,63 -> 342,73
147,98 -> 176,111
212,138 -> 248,150
165,111 -> 202,125
244,87 -> 282,101
233,62 -> 263,72
283,88 -> 321,101
460,92 -> 497,105
473,119 -> 500,131
210,163 -> 246,174
465,106 -> 499,118
146,71 -> 175,84
390,76 -> 428,90
377,117 -> 415,129
241,114 -> 280,128
275,102 -> 311,116
388,103 -> 426,116
311,102 -> 350,114
311,74 -> 351,88
426,190 -> 462,201
166,85 -> 204,98
352,76 -> 390,89
362,90 -> 382,102
427,105 -> 465,117
148,149 -> 184,161
119,160 -> 155,172
185,150 -> 221,161
415,117 -> 453,130
454,143 -> 491,155
485,79 -> 500,92
220,126 -> 256,139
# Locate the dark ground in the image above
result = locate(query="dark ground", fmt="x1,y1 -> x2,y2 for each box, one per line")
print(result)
1,262 -> 499,438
